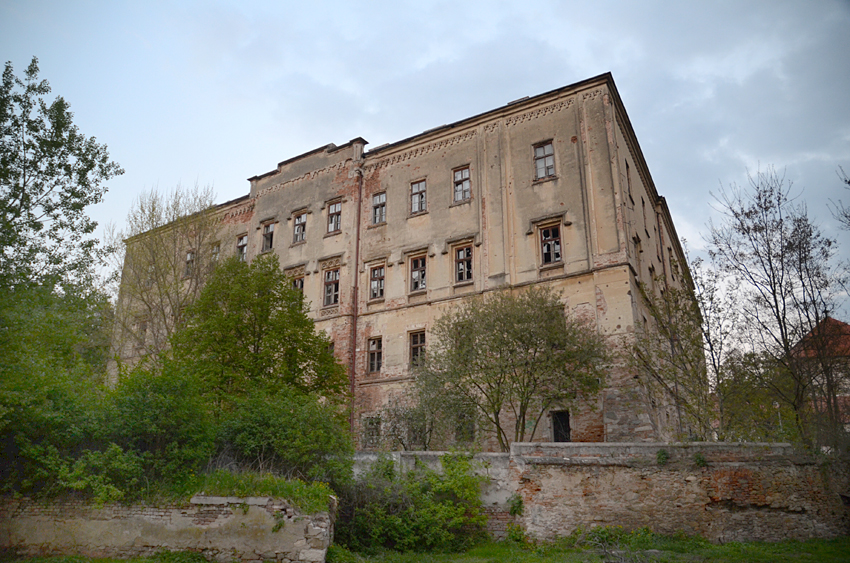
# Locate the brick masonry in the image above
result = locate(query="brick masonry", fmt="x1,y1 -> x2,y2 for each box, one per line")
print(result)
0,495 -> 335,563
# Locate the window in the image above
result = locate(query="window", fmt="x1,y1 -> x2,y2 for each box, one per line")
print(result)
236,235 -> 248,262
410,255 -> 426,292
262,222 -> 275,251
540,225 -> 561,264
455,245 -> 472,283
370,265 -> 385,300
184,250 -> 195,277
534,142 -> 555,180
363,416 -> 381,448
453,167 -> 471,202
410,180 -> 426,214
625,161 -> 633,201
372,193 -> 386,224
455,411 -> 475,443
410,331 -> 425,366
292,277 -> 304,292
327,201 -> 341,233
323,268 -> 339,306
211,243 -> 220,262
552,410 -> 571,442
368,337 -> 382,373
293,213 -> 306,243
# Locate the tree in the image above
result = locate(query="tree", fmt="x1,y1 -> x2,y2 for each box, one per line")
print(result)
707,167 -> 847,450
109,183 -> 217,363
829,166 -> 850,231
0,57 -> 123,287
414,287 -> 607,452
171,254 -> 348,409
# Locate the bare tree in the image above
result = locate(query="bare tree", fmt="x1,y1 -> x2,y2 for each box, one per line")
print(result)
108,183 -> 218,368
707,167 -> 847,450
829,166 -> 850,231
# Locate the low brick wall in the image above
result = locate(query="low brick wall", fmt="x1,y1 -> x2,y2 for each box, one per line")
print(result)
355,443 -> 850,543
0,495 -> 334,562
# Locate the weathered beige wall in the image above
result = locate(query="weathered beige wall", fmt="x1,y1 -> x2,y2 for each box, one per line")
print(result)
354,444 -> 850,543
0,495 -> 335,563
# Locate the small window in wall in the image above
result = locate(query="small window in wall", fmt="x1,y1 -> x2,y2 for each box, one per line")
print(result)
370,265 -> 385,299
540,224 -> 562,265
211,243 -> 220,262
625,161 -> 633,202
236,234 -> 248,262
552,410 -> 571,442
372,193 -> 386,224
410,180 -> 427,214
455,245 -> 472,283
410,255 -> 426,292
292,277 -> 304,292
293,213 -> 306,243
534,142 -> 555,180
453,166 -> 471,202
184,250 -> 195,277
262,222 -> 275,252
327,201 -> 341,233
323,268 -> 339,306
363,417 -> 381,448
368,337 -> 382,373
410,330 -> 425,366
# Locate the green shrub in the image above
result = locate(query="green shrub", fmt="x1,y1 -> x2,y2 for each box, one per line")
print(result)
218,390 -> 353,488
192,470 -> 333,514
656,448 -> 670,465
694,453 -> 708,467
335,454 -> 487,553
58,443 -> 143,504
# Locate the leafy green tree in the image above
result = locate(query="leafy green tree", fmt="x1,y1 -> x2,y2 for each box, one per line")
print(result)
0,57 -> 123,287
172,254 -> 348,408
415,287 -> 607,452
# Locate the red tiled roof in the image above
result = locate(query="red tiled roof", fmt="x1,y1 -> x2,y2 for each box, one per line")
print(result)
793,317 -> 850,359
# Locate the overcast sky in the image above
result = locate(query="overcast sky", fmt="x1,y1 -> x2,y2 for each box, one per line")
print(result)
2,1 -> 849,266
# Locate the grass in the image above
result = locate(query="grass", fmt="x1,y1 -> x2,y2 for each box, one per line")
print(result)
5,534 -> 850,563
186,469 -> 333,514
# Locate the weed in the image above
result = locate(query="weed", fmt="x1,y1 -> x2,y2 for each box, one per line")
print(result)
693,453 -> 707,467
656,449 -> 669,465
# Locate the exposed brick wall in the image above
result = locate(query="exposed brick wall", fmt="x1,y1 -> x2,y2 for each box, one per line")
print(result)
0,496 -> 335,563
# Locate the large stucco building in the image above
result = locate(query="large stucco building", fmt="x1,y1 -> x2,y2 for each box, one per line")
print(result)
115,73 -> 689,449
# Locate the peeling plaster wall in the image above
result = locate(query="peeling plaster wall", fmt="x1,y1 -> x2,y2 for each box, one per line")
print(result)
0,496 -> 335,563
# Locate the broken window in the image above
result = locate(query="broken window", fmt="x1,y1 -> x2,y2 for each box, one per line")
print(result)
184,250 -> 195,277
372,193 -> 386,224
323,268 -> 339,306
455,245 -> 472,283
410,255 -> 426,292
410,330 -> 425,366
370,265 -> 385,300
262,222 -> 275,252
363,416 -> 381,448
293,212 -> 306,243
453,166 -> 471,202
211,242 -> 220,263
368,337 -> 382,373
292,277 -> 304,292
540,225 -> 561,264
327,201 -> 341,233
534,141 -> 555,180
410,180 -> 427,214
236,234 -> 248,262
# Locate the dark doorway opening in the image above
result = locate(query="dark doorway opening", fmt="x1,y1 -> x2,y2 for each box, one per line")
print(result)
552,410 -> 571,442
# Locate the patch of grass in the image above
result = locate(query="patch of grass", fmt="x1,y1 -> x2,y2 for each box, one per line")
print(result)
189,470 -> 333,514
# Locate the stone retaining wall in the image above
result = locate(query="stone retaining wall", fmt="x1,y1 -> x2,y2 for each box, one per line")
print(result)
0,495 -> 334,562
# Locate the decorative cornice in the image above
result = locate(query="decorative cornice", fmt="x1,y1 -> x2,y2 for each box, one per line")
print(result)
256,160 -> 349,198
505,98 -> 575,128
223,201 -> 255,220
285,264 -> 306,278
364,130 -> 477,172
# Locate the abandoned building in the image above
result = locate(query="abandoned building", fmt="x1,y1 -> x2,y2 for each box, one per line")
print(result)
114,72 -> 690,449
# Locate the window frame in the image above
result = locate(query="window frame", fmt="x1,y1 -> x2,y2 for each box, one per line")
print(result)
372,192 -> 387,225
293,212 -> 307,244
292,277 -> 304,292
183,250 -> 195,278
236,234 -> 248,262
363,416 -> 381,448
368,337 -> 382,373
533,141 -> 556,181
261,222 -> 275,252
409,330 -> 425,367
369,264 -> 385,300
453,166 -> 471,202
410,255 -> 427,293
454,244 -> 473,284
539,223 -> 562,265
410,179 -> 427,214
211,242 -> 221,263
323,268 -> 340,306
327,201 -> 342,234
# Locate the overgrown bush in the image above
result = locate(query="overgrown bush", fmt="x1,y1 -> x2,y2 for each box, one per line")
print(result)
335,454 -> 487,553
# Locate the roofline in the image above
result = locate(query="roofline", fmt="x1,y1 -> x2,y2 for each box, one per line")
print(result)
364,73 -> 614,157
247,137 -> 368,182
